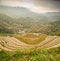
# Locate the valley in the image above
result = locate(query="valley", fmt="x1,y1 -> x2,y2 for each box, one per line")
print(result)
0,34 -> 60,51
0,5 -> 60,61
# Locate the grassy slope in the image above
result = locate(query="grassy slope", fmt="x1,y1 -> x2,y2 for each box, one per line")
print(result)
0,33 -> 60,61
0,47 -> 60,61
14,34 -> 47,44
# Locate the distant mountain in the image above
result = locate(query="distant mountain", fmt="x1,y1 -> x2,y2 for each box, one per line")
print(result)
0,14 -> 24,34
0,6 -> 60,23
0,13 -> 60,35
50,20 -> 60,35
0,6 -> 39,18
0,6 -> 60,35
29,20 -> 60,36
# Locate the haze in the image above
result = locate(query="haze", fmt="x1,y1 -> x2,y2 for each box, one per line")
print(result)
0,0 -> 60,13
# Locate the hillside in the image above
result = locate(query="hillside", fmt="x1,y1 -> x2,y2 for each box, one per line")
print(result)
0,14 -> 24,34
0,36 -> 60,51
0,6 -> 60,22
29,20 -> 60,36
0,13 -> 60,35
0,2 -> 60,61
0,6 -> 60,35
50,20 -> 60,35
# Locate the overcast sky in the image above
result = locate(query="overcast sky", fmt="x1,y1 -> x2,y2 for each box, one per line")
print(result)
0,0 -> 60,13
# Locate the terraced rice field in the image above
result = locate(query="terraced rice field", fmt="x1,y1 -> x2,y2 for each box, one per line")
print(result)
0,36 -> 60,51
37,36 -> 60,49
0,36 -> 34,51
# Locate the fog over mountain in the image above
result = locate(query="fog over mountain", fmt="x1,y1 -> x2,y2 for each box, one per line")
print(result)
0,1 -> 60,35
0,6 -> 60,22
0,0 -> 60,13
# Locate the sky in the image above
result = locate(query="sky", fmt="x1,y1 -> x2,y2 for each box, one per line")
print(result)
0,0 -> 60,13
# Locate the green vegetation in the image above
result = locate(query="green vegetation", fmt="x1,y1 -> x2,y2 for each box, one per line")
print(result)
0,33 -> 47,44
0,47 -> 60,61
50,20 -> 60,36
0,14 -> 60,36
30,20 -> 60,36
14,34 -> 47,44
0,6 -> 60,61
0,33 -> 10,36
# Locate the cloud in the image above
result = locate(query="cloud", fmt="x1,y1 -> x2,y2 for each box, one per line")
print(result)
31,0 -> 60,8
30,0 -> 60,12
0,0 -> 60,13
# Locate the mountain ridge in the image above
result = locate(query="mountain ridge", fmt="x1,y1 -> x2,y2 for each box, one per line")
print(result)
0,6 -> 60,19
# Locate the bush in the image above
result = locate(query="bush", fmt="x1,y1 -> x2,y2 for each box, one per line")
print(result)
0,47 -> 60,61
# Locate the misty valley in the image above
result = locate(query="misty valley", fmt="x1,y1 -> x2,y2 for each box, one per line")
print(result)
0,5 -> 60,61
